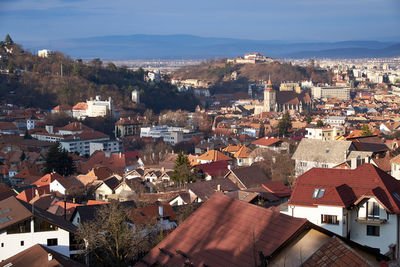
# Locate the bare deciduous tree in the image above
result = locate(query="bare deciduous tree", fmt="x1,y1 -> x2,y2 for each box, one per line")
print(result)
76,201 -> 157,266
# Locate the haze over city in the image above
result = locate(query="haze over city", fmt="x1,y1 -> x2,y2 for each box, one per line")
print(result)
1,0 -> 400,42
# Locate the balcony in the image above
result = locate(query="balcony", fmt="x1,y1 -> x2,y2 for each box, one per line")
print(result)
356,217 -> 387,224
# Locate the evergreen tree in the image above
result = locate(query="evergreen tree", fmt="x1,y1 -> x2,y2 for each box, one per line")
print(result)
172,151 -> 194,185
45,142 -> 75,175
258,123 -> 265,138
20,151 -> 26,162
23,130 -> 32,139
316,120 -> 324,127
361,124 -> 373,136
305,112 -> 312,124
278,111 -> 292,137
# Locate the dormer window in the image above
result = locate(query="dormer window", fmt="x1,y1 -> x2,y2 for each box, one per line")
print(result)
312,188 -> 325,199
367,201 -> 379,218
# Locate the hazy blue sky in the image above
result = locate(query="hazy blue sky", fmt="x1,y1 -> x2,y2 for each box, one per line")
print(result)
1,0 -> 399,42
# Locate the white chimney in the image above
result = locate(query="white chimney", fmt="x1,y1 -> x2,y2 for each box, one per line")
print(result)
351,157 -> 357,169
158,205 -> 164,217
217,184 -> 221,191
48,253 -> 53,261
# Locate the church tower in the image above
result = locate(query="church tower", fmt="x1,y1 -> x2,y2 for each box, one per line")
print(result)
264,77 -> 276,112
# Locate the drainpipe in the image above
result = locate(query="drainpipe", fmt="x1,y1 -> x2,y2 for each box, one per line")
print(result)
64,198 -> 67,220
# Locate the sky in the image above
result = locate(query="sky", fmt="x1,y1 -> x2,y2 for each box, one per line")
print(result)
0,0 -> 399,43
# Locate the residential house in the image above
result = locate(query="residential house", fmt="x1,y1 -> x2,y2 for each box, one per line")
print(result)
262,181 -> 292,203
0,244 -> 85,267
194,161 -> 230,180
49,176 -> 83,195
232,145 -> 253,166
72,102 -> 88,119
32,172 -> 63,187
292,139 -> 355,177
346,135 -> 389,157
251,137 -> 289,153
79,151 -> 127,175
224,165 -> 270,189
128,204 -> 177,231
192,150 -> 232,165
138,192 -> 387,266
115,117 -> 141,138
187,179 -> 239,202
282,164 -> 400,257
94,175 -> 122,201
305,126 -> 346,140
0,196 -> 78,261
391,155 -> 400,180
76,166 -> 114,186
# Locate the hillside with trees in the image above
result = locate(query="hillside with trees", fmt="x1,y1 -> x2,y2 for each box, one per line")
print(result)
173,58 -> 333,94
0,35 -> 198,113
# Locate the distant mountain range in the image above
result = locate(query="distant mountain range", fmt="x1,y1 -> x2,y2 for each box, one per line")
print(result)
22,34 -> 400,60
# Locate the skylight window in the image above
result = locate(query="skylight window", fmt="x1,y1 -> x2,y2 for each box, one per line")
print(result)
0,216 -> 11,225
312,188 -> 325,199
0,208 -> 10,216
393,192 -> 400,201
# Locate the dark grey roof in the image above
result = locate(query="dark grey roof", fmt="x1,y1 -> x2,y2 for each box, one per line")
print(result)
227,165 -> 270,188
103,176 -> 121,190
71,204 -> 105,224
187,179 -> 239,201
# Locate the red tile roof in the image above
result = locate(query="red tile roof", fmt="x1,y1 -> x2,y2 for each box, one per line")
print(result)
32,172 -> 63,187
139,192 -> 307,266
252,137 -> 282,147
262,181 -> 292,198
195,160 -> 230,178
59,121 -> 91,132
128,203 -> 176,225
289,164 -> 400,213
80,151 -> 126,175
302,236 -> 372,267
16,185 -> 50,203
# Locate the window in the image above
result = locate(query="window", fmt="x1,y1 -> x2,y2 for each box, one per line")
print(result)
6,219 -> 31,234
312,188 -> 325,199
367,225 -> 380,236
34,218 -> 58,232
367,202 -> 380,218
322,164 -> 329,168
321,214 -> 339,224
20,241 -> 24,246
47,238 -> 58,246
1,243 -> 3,247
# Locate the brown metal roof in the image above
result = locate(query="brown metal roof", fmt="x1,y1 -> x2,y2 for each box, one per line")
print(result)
0,244 -> 85,267
0,196 -> 77,233
139,192 -> 307,266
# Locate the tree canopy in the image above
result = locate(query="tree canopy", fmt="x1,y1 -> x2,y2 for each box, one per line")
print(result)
0,40 -> 198,113
44,142 -> 75,175
277,112 -> 292,137
316,120 -> 324,127
361,124 -> 373,136
76,201 -> 157,266
258,123 -> 265,138
171,151 -> 195,185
